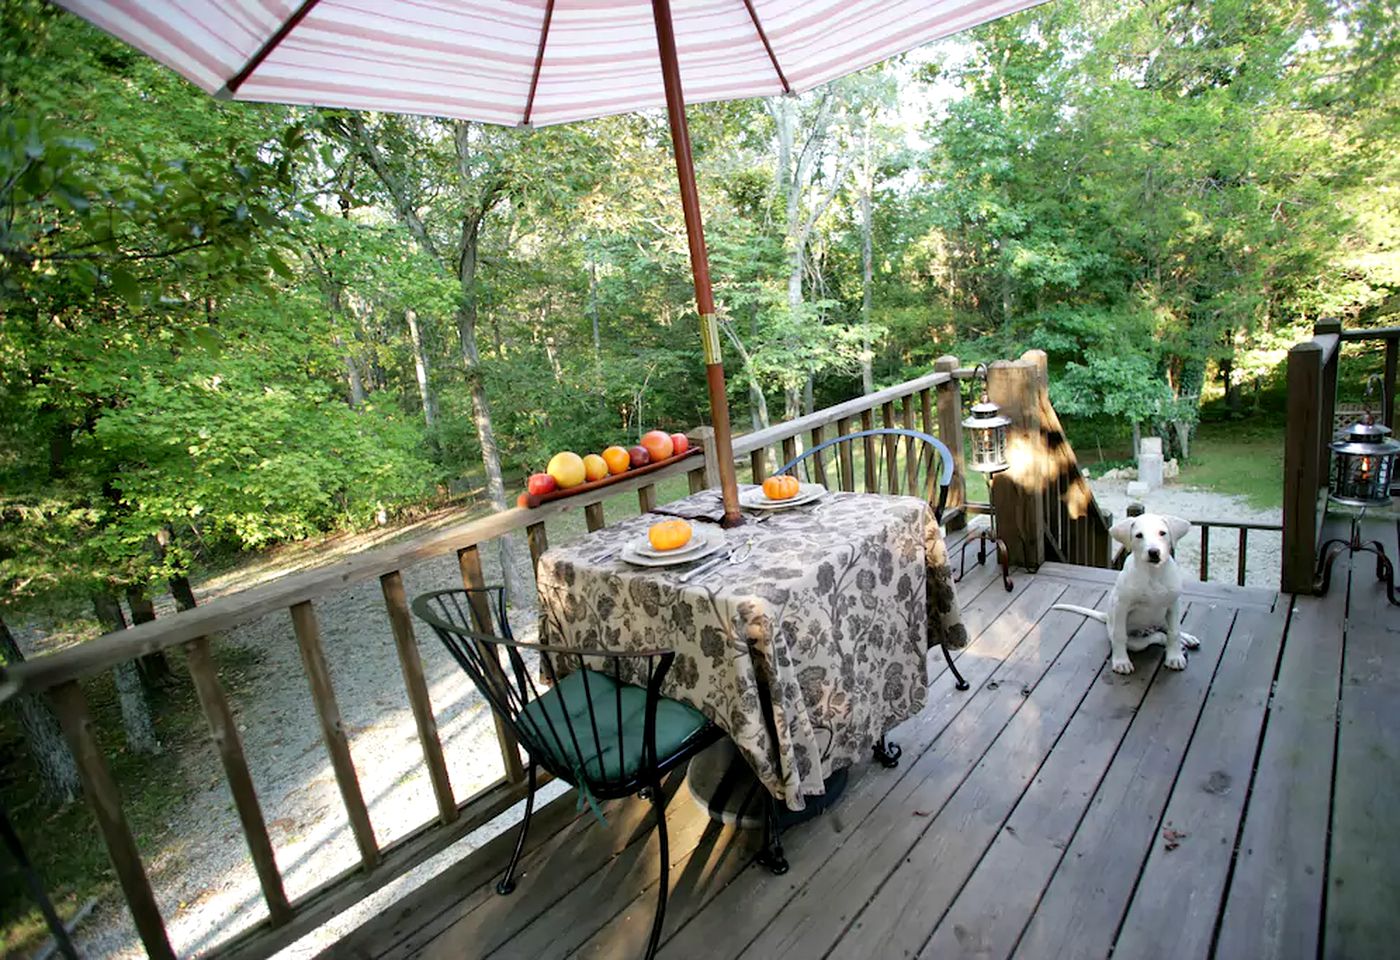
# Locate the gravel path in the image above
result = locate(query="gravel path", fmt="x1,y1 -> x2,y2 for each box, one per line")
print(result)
57,480 -> 1280,958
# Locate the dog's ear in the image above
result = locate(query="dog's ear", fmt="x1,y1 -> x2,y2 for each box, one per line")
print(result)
1110,517 -> 1136,546
1164,515 -> 1192,545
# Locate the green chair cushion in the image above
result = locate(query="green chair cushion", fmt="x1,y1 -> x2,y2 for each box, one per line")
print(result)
518,668 -> 708,784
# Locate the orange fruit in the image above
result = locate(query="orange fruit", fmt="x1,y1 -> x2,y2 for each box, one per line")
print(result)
763,475 -> 800,500
582,454 -> 608,482
601,446 -> 631,475
648,519 -> 693,552
546,451 -> 587,489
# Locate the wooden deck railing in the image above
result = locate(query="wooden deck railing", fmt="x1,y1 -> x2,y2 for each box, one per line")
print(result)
1281,320 -> 1398,594
7,366 -> 984,960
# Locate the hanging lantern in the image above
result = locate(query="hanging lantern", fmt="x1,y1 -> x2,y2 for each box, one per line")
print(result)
962,364 -> 1012,474
1329,414 -> 1399,507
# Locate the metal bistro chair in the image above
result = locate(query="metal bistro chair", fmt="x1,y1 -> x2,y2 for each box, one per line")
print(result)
412,587 -> 722,960
776,427 -> 970,728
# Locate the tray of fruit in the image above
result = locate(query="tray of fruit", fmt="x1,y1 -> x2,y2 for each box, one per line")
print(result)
517,431 -> 702,509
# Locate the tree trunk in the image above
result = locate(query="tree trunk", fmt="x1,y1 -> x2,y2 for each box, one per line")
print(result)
1,615 -> 80,802
588,251 -> 603,387
859,176 -> 875,394
720,320 -> 770,432
1132,421 -> 1142,459
784,385 -> 801,422
405,308 -> 437,430
92,594 -> 160,755
125,587 -> 170,687
454,199 -> 525,601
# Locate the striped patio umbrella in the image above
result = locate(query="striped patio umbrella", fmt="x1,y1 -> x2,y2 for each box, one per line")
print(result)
55,0 -> 1050,524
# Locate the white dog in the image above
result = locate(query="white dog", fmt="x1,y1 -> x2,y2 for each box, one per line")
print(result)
1053,512 -> 1200,674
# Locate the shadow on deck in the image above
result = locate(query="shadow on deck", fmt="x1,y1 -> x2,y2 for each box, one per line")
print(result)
327,520 -> 1395,960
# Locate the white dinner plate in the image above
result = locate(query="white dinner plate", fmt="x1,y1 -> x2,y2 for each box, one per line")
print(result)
631,524 -> 713,560
621,525 -> 726,567
738,483 -> 827,510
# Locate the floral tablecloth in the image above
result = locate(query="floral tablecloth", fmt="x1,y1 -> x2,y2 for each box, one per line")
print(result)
534,488 -> 966,810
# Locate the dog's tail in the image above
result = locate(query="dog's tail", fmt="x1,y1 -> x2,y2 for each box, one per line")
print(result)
1051,603 -> 1109,624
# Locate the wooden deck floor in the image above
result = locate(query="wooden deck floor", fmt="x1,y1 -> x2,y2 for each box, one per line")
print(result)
330,521 -> 1396,960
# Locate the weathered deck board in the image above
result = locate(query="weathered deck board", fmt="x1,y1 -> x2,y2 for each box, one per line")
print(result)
327,556 -> 1400,960
1010,603 -> 1236,960
736,582 -> 1097,960
1112,604 -> 1286,960
1323,517 -> 1400,960
1214,569 -> 1348,959
833,602 -> 1115,960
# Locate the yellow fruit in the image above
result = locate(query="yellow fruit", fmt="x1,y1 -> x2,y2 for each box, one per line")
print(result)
763,475 -> 801,500
546,451 -> 587,489
648,519 -> 693,552
601,446 -> 631,475
582,454 -> 608,482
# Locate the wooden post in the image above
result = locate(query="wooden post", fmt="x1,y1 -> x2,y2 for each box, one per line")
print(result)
861,408 -> 877,492
933,356 -> 967,530
987,357 -> 1047,571
638,483 -> 658,514
1282,338 -> 1325,594
184,638 -> 293,924
288,602 -> 380,868
525,522 -> 548,572
457,546 -> 527,783
379,572 -> 457,825
687,425 -> 722,490
48,681 -> 176,960
584,502 -> 606,532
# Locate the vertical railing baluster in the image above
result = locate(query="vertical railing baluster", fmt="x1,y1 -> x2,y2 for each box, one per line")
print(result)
637,483 -> 657,514
380,571 -> 458,823
185,638 -> 293,923
526,521 -> 549,571
902,395 -> 917,495
837,415 -> 855,492
48,681 -> 176,960
585,502 -> 606,532
861,409 -> 877,492
1237,528 -> 1248,587
810,424 -> 829,488
1200,525 -> 1211,583
289,601 -> 380,868
751,448 -> 768,485
781,436 -> 799,477
457,545 -> 527,782
881,401 -> 899,494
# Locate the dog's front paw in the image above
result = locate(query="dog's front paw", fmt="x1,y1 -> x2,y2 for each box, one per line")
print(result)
1111,656 -> 1134,675
1165,650 -> 1188,670
1180,632 -> 1200,650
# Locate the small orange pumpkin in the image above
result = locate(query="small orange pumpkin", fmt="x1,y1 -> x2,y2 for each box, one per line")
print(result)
762,474 -> 801,501
648,519 -> 693,552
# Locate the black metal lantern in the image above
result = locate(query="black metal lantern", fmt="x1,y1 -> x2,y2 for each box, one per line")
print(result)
962,365 -> 1012,474
1315,376 -> 1400,608
1329,415 -> 1399,506
956,363 -> 1014,593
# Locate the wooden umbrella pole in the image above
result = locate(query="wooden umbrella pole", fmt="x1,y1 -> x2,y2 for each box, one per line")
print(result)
651,0 -> 743,526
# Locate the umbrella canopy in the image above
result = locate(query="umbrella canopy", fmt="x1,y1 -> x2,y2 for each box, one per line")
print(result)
55,0 -> 1049,522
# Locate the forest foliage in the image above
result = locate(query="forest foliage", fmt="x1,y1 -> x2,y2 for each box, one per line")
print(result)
1,0 -> 1397,613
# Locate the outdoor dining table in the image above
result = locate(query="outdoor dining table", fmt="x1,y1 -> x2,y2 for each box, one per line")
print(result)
533,487 -> 968,813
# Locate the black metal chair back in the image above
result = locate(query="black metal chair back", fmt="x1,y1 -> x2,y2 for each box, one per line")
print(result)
412,587 -> 707,800
777,427 -> 955,522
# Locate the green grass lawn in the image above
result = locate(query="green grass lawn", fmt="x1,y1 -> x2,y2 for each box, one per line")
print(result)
1176,421 -> 1286,511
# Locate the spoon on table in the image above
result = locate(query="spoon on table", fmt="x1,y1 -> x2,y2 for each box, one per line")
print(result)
678,538 -> 754,583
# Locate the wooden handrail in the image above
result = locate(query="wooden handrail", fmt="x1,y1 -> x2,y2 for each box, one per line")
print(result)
1339,326 -> 1400,342
729,370 -> 948,456
8,458 -> 703,694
